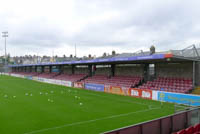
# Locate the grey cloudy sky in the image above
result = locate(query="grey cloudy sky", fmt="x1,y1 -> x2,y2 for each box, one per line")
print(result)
0,0 -> 200,57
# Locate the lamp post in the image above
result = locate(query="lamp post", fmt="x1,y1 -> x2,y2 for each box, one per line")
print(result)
2,31 -> 8,66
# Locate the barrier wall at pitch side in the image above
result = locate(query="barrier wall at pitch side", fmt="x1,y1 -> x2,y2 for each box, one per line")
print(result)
85,83 -> 104,92
103,108 -> 200,134
128,88 -> 153,99
104,85 -> 131,95
158,91 -> 200,106
8,74 -> 72,87
74,82 -> 84,88
34,77 -> 73,87
7,73 -> 200,106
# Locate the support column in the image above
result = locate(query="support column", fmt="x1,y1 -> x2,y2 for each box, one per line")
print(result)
154,63 -> 157,78
143,63 -> 149,82
59,65 -> 63,74
88,65 -> 92,76
41,66 -> 44,73
30,66 -> 32,72
35,66 -> 37,72
195,62 -> 200,86
111,64 -> 115,77
49,66 -> 52,73
193,61 -> 196,87
72,65 -> 75,75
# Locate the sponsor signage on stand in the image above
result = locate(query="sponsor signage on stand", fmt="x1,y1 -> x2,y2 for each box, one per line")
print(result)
110,86 -> 124,95
74,82 -> 84,88
128,88 -> 152,99
158,91 -> 200,106
85,83 -> 104,92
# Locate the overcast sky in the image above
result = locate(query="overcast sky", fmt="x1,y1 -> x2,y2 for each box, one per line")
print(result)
0,0 -> 200,57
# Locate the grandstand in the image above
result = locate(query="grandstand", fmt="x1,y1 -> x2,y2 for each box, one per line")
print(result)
9,45 -> 200,94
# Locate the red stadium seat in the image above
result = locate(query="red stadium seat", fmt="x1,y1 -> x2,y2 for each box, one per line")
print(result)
81,75 -> 143,87
138,77 -> 193,94
52,73 -> 87,82
194,124 -> 200,133
177,129 -> 186,134
185,126 -> 194,134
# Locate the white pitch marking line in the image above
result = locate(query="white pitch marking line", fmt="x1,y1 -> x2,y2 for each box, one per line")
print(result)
81,91 -> 150,106
24,107 -> 161,134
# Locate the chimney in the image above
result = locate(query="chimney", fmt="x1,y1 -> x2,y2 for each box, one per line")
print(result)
88,54 -> 91,58
112,50 -> 116,56
103,52 -> 106,57
150,45 -> 155,55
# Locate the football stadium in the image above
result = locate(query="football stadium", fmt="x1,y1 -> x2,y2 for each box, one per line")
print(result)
0,45 -> 199,134
1,1 -> 200,134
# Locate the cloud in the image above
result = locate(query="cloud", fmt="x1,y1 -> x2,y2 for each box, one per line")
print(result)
0,0 -> 200,57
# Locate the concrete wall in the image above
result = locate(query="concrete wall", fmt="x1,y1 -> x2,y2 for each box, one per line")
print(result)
95,67 -> 110,76
44,66 -> 50,73
74,67 -> 88,74
63,66 -> 72,74
37,67 -> 42,72
115,64 -> 144,76
74,65 -> 88,74
156,62 -> 193,78
62,65 -> 89,75
32,66 -> 36,72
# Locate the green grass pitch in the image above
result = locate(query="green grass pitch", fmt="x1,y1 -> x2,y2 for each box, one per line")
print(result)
0,75 -> 176,134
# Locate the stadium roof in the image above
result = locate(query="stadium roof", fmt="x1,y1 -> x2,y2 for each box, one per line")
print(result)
9,53 -> 199,67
